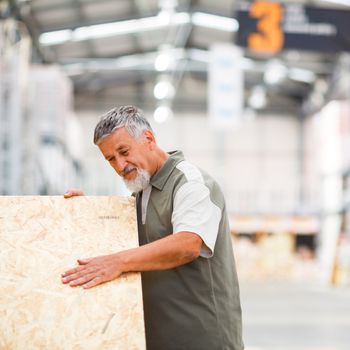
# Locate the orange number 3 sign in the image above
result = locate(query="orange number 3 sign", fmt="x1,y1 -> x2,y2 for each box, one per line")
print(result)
248,2 -> 284,54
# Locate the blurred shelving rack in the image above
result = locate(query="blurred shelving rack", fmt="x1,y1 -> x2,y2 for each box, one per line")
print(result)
229,214 -> 319,281
332,168 -> 350,286
230,214 -> 319,258
0,5 -> 83,195
0,14 -> 31,195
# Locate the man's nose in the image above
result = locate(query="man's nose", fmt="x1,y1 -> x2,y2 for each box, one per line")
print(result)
114,157 -> 127,175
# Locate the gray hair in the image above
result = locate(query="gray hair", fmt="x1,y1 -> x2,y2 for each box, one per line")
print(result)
93,105 -> 153,144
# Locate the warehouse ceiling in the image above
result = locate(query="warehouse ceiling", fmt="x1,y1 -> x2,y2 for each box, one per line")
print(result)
6,0 -> 350,114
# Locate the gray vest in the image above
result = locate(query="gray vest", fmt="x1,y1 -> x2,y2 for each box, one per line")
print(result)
136,151 -> 244,350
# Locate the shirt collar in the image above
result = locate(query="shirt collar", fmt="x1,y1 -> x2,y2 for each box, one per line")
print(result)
150,150 -> 184,191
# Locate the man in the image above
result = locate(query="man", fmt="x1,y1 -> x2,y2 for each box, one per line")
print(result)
62,105 -> 244,350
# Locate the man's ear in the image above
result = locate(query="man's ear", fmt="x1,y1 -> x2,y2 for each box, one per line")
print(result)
143,130 -> 156,149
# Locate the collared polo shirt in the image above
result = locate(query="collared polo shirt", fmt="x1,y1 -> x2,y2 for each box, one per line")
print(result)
136,150 -> 244,350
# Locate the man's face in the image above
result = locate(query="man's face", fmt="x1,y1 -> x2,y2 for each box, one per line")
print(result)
98,127 -> 153,190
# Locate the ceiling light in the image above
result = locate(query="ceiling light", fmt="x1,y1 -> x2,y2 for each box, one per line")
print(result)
73,14 -> 188,41
249,86 -> 267,110
153,80 -> 175,100
154,106 -> 173,123
154,45 -> 176,72
288,68 -> 316,83
154,46 -> 185,71
39,29 -> 72,45
320,0 -> 350,7
192,12 -> 239,32
264,59 -> 288,85
158,0 -> 178,9
154,53 -> 172,71
39,12 -> 238,46
39,12 -> 191,46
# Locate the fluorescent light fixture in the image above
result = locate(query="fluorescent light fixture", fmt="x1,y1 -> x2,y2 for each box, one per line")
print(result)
320,0 -> 350,7
39,12 -> 191,46
289,68 -> 316,83
39,12 -> 239,46
73,13 -> 189,40
39,29 -> 72,45
191,12 -> 239,32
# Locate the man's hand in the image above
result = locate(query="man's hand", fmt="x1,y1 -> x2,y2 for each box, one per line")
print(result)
61,253 -> 123,289
62,232 -> 202,289
64,189 -> 85,198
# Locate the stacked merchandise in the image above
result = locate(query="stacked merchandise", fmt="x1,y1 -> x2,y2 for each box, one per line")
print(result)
0,17 -> 31,195
233,233 -> 318,283
304,101 -> 350,286
0,14 -> 82,195
26,66 -> 83,194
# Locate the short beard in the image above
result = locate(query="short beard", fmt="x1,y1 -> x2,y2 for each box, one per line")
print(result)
123,168 -> 150,193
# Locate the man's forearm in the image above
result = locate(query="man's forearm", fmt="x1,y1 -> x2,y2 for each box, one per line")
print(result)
62,231 -> 202,288
119,231 -> 202,272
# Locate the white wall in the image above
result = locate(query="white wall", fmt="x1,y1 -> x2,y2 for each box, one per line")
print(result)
152,112 -> 301,214
77,109 -> 301,215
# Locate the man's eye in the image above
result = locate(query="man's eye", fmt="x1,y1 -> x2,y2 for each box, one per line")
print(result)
108,157 -> 115,162
121,151 -> 129,156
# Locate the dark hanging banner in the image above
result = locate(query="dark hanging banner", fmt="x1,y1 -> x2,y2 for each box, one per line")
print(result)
236,1 -> 350,54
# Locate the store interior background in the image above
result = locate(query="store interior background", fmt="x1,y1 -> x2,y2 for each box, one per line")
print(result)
1,0 -> 350,349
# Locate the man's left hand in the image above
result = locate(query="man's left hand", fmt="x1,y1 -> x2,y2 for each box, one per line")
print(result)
61,253 -> 123,289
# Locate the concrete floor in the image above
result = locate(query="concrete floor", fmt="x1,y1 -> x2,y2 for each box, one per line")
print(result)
240,281 -> 350,350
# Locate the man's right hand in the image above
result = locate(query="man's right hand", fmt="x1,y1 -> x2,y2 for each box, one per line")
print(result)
64,189 -> 85,198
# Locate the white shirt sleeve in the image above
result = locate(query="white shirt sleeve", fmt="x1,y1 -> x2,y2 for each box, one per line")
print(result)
171,181 -> 221,258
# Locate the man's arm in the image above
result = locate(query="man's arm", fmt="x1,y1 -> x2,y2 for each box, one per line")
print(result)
61,231 -> 203,289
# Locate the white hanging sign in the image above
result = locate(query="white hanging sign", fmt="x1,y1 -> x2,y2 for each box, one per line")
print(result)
208,44 -> 244,128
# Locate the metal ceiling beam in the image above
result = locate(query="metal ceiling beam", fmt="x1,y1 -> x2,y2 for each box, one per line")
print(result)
71,0 -> 96,58
35,12 -> 160,33
74,89 -> 301,115
30,6 -> 234,33
60,48 -> 332,76
8,0 -> 47,62
31,0 -> 123,13
129,0 -> 149,106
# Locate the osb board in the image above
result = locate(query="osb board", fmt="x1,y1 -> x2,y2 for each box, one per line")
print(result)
0,196 -> 145,350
